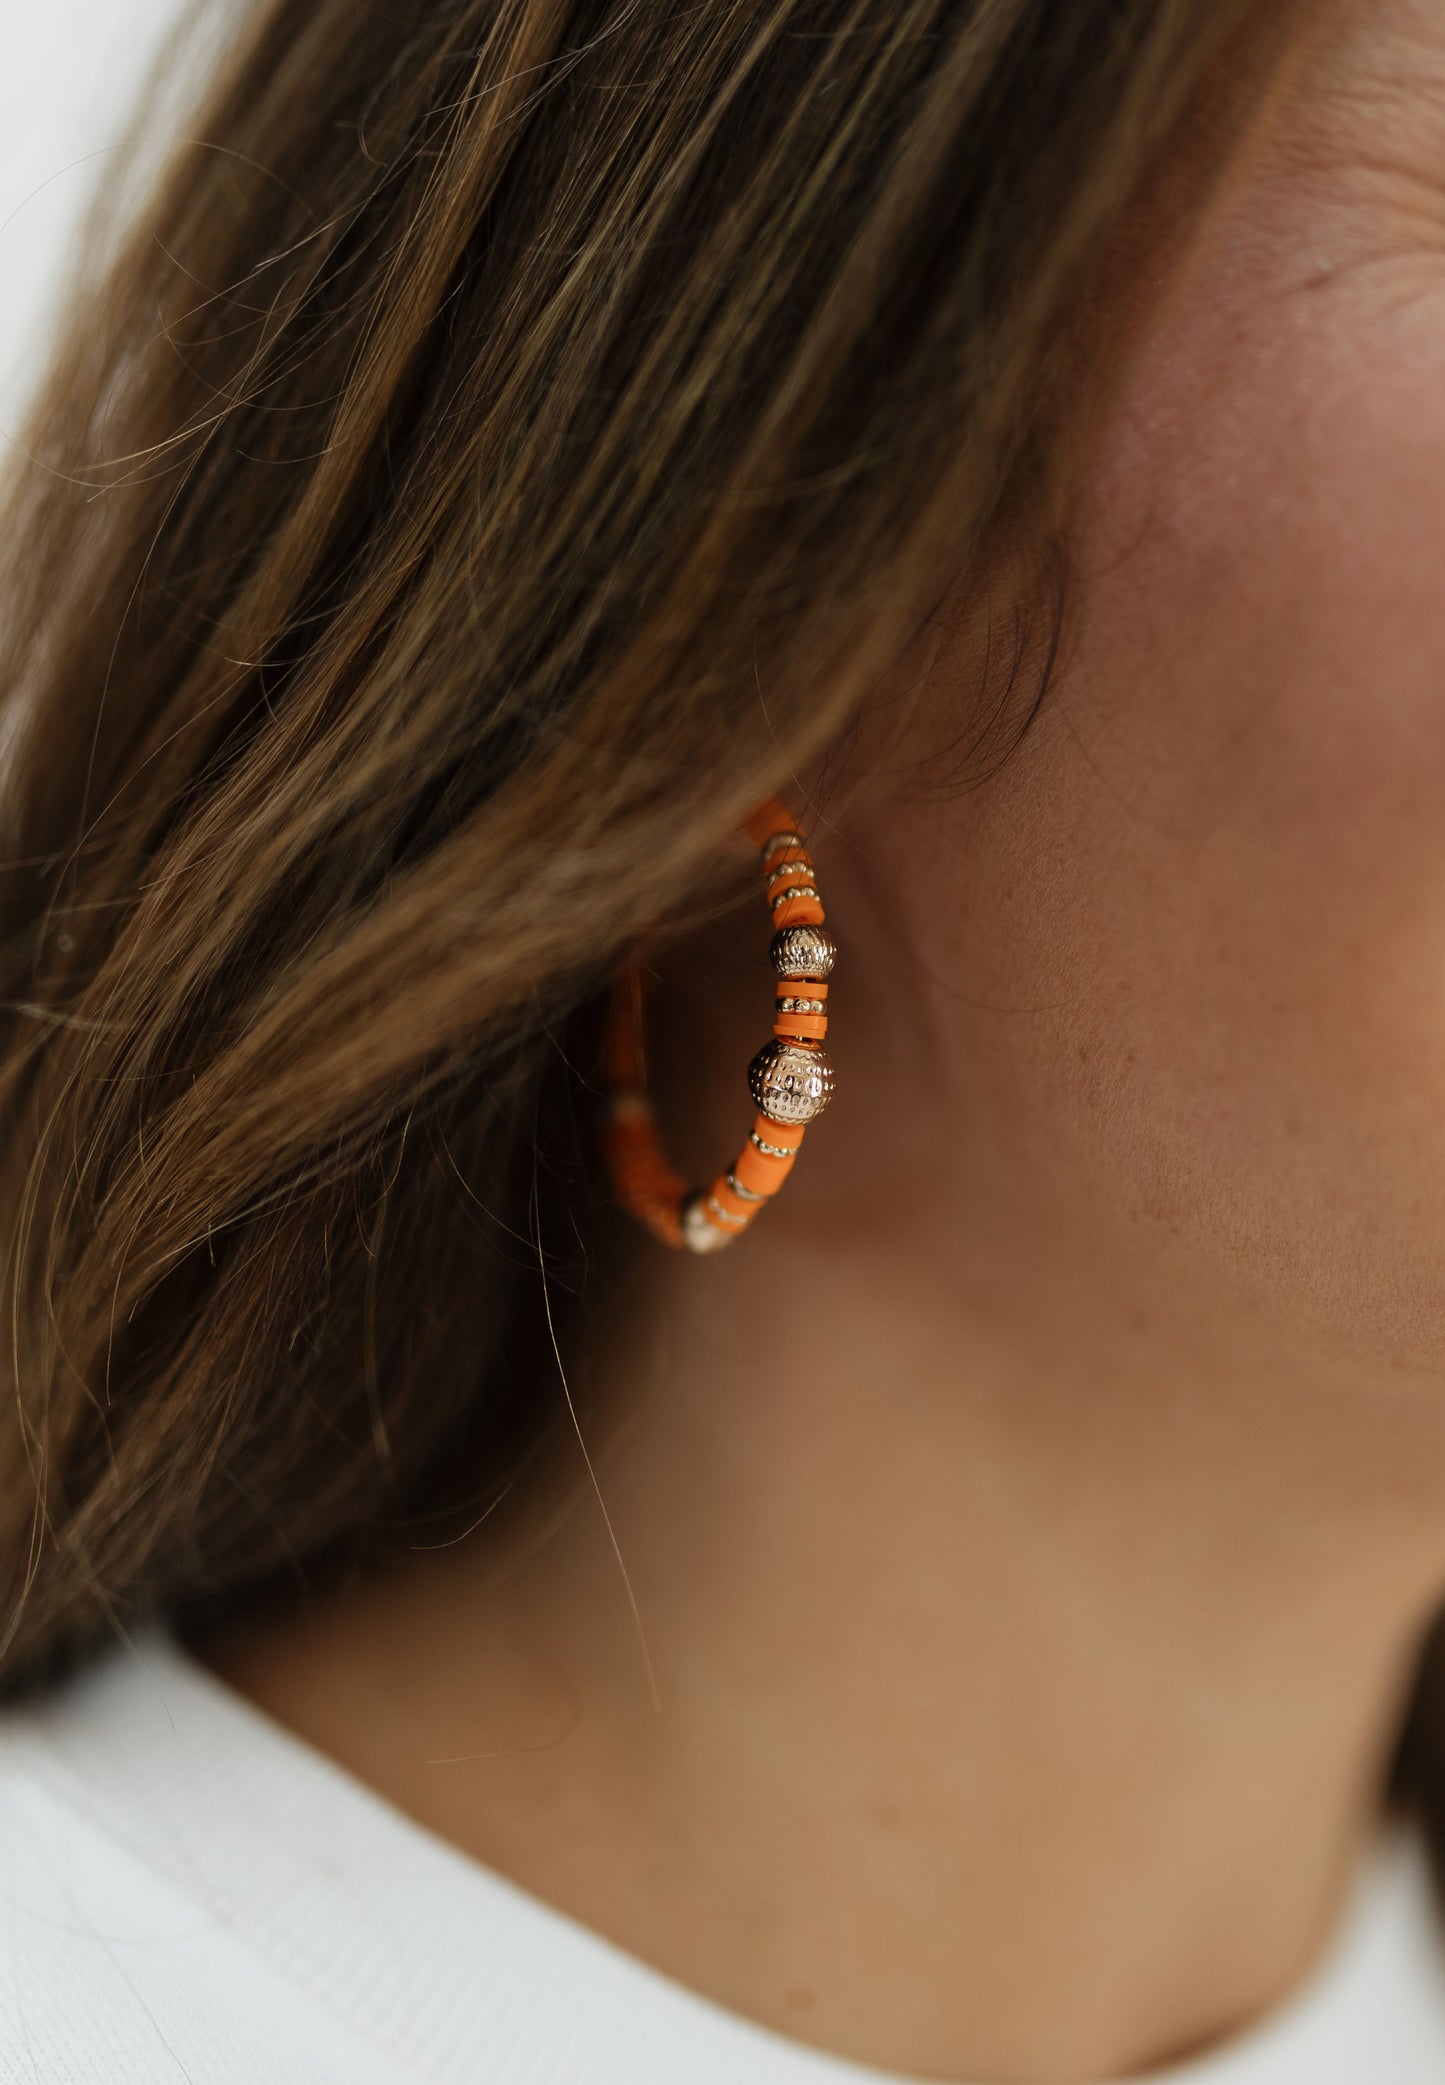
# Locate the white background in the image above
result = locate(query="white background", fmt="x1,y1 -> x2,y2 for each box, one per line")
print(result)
0,0 -> 189,432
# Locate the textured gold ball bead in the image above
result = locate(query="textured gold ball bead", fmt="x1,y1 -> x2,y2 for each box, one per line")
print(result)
770,924 -> 838,980
747,1038 -> 836,1124
680,1191 -> 736,1254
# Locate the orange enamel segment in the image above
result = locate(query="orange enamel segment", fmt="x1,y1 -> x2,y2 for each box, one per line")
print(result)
763,846 -> 813,878
774,1011 -> 828,1043
615,1169 -> 685,1240
772,893 -> 826,930
775,980 -> 829,1006
603,1099 -> 687,1229
730,1141 -> 792,1196
707,1174 -> 760,1227
737,1139 -> 794,1187
766,864 -> 816,892
639,1200 -> 685,1248
765,868 -> 815,901
743,796 -> 801,852
618,1163 -> 684,1207
751,1109 -> 803,1153
616,1175 -> 685,1221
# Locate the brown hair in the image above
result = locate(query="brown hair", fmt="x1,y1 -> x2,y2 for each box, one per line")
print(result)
0,0 -> 1286,1698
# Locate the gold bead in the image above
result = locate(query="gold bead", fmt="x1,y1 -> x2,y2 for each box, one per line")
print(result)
770,924 -> 838,980
747,1038 -> 836,1124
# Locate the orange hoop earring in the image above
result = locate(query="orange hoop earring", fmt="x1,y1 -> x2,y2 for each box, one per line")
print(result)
603,796 -> 837,1253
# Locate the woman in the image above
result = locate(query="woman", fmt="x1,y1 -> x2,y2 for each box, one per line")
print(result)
2,0 -> 1445,2078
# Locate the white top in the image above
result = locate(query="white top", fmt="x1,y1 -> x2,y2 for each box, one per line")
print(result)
0,1632 -> 1444,2083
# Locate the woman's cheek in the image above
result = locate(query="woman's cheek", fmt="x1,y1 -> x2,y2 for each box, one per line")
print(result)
978,185 -> 1445,1361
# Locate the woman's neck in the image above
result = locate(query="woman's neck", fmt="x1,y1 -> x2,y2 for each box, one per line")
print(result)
199,1185 -> 1445,2080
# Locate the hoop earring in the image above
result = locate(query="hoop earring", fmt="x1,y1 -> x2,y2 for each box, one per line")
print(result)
603,796 -> 837,1253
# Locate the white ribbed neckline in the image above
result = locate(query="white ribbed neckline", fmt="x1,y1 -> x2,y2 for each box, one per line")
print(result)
11,1625 -> 1445,2085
